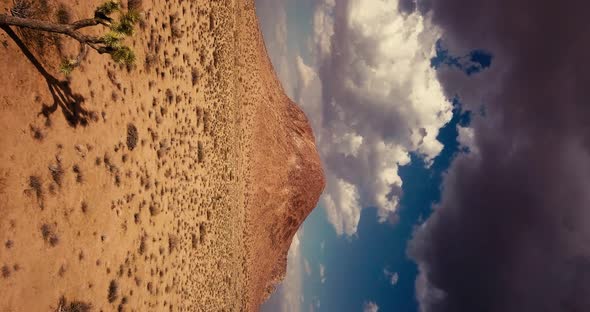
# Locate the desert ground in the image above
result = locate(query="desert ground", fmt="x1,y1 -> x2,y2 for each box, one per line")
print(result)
0,0 -> 324,311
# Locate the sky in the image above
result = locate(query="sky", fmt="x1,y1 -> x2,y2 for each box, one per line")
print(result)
256,0 -> 590,311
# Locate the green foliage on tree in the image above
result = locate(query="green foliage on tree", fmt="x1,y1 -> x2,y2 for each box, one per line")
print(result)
0,0 -> 142,75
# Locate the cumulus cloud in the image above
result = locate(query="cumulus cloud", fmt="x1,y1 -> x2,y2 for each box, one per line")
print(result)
408,0 -> 590,311
319,263 -> 326,284
296,0 -> 453,235
384,268 -> 400,286
260,0 -> 454,236
363,301 -> 379,312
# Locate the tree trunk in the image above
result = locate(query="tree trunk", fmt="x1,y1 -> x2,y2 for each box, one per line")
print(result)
0,14 -> 101,44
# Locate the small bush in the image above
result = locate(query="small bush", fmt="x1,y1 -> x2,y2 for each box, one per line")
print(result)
58,296 -> 92,312
81,201 -> 88,214
49,161 -> 64,187
127,0 -> 143,11
30,125 -> 44,140
126,123 -> 138,151
149,203 -> 160,216
10,0 -> 34,18
191,67 -> 199,86
107,280 -> 118,303
1,265 -> 10,278
197,141 -> 204,163
73,165 -> 83,183
168,234 -> 178,253
56,3 -> 71,24
138,236 -> 146,254
41,223 -> 59,246
29,176 -> 44,207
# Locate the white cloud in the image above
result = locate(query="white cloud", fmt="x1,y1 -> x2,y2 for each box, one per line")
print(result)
260,0 -> 453,242
295,0 -> 452,235
319,263 -> 326,284
313,0 -> 335,58
363,301 -> 380,312
384,268 -> 400,286
457,125 -> 479,154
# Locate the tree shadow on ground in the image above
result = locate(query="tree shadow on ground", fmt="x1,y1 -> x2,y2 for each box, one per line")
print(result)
1,25 -> 91,127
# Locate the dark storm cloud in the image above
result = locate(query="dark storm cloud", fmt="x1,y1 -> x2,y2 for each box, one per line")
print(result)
409,1 -> 590,312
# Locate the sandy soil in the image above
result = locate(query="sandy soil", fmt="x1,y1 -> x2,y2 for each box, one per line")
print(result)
0,0 -> 324,311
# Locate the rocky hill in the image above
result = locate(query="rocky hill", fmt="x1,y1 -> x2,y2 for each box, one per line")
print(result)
0,0 -> 323,311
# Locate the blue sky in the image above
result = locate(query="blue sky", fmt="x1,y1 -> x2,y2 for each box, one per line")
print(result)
262,103 -> 470,312
254,1 -> 590,312
256,1 -> 488,311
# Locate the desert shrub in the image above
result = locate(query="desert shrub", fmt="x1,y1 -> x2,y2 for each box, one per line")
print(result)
30,125 -> 44,140
49,161 -> 64,186
58,296 -> 92,312
170,13 -> 182,38
73,164 -> 83,183
81,201 -> 88,213
191,67 -> 200,86
168,234 -> 178,253
10,0 -> 34,18
127,0 -> 143,11
56,3 -> 71,24
41,223 -> 59,246
126,123 -> 138,150
1,265 -> 10,278
29,175 -> 44,207
197,141 -> 204,163
107,280 -> 118,303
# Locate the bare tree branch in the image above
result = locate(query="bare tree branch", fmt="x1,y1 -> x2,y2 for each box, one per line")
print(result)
0,14 -> 104,47
0,2 -> 138,75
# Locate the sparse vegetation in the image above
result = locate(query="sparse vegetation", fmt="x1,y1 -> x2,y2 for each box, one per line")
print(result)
191,67 -> 200,86
108,279 -> 119,303
30,125 -> 44,140
28,175 -> 44,208
197,141 -> 204,163
49,160 -> 64,187
0,0 -> 141,75
41,223 -> 59,246
168,234 -> 178,253
127,123 -> 138,150
56,3 -> 71,24
73,164 -> 83,183
57,296 -> 92,312
1,265 -> 10,278
127,0 -> 144,11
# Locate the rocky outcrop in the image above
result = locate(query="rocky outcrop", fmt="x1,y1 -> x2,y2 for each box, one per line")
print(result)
246,94 -> 325,309
238,3 -> 326,309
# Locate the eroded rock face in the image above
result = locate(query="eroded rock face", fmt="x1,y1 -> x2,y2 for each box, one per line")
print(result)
240,5 -> 326,306
247,94 -> 325,306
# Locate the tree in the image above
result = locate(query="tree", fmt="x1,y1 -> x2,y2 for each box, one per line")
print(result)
0,0 -> 140,75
